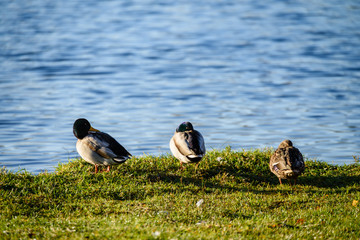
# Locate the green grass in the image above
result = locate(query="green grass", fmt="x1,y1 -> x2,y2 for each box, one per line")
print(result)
1,147 -> 359,239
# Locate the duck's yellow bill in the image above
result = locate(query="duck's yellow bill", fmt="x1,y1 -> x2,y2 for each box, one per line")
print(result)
89,126 -> 100,132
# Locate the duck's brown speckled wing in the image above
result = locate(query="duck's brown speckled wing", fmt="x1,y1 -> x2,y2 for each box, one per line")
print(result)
287,146 -> 305,173
270,148 -> 287,174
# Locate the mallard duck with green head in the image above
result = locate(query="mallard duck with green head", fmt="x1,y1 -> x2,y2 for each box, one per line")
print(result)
269,139 -> 305,185
169,122 -> 206,170
73,118 -> 131,173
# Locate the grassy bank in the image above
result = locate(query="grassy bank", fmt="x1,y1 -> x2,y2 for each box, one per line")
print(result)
1,148 -> 359,239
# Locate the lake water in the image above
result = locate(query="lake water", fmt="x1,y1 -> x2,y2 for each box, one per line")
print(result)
1,0 -> 359,174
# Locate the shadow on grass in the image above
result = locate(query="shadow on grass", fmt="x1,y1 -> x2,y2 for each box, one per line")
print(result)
131,167 -> 285,196
300,175 -> 360,189
132,161 -> 360,195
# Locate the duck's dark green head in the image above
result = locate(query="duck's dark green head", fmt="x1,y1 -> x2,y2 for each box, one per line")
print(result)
176,122 -> 194,132
73,118 -> 99,139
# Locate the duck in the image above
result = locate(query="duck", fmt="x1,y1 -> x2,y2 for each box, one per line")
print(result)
73,118 -> 131,173
269,139 -> 305,185
169,122 -> 206,170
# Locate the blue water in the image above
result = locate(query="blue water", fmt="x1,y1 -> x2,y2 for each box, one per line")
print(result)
0,0 -> 359,173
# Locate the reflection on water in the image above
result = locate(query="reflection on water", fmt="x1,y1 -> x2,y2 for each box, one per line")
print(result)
0,0 -> 359,173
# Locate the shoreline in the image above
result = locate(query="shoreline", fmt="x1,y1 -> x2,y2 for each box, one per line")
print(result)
1,148 -> 359,239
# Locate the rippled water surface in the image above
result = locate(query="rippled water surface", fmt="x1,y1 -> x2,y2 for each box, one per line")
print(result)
1,0 -> 360,173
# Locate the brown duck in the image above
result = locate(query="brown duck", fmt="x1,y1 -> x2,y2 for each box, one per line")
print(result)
269,139 -> 305,185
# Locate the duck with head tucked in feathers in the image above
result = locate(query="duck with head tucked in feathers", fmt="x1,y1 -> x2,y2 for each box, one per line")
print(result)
169,122 -> 206,170
73,118 -> 131,173
269,139 -> 305,185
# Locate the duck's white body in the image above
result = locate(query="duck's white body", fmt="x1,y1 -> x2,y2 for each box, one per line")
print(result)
76,132 -> 130,167
73,118 -> 131,173
169,129 -> 205,164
